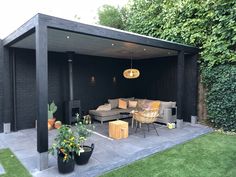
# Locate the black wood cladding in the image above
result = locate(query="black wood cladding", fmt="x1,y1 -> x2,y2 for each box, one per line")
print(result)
0,40 -> 3,132
3,48 -> 196,130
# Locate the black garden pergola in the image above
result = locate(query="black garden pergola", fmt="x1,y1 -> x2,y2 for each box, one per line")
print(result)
0,13 -> 199,170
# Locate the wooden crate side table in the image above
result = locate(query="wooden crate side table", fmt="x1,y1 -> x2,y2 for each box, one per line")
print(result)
109,120 -> 128,139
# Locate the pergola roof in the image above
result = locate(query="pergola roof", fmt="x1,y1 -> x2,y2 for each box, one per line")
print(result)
3,13 -> 198,59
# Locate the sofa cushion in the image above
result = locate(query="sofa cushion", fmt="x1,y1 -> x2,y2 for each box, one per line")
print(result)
149,101 -> 161,110
96,104 -> 111,111
129,100 -> 138,108
89,109 -> 121,117
136,99 -> 147,109
108,99 -> 119,109
136,99 -> 160,110
118,99 -> 127,109
89,108 -> 134,117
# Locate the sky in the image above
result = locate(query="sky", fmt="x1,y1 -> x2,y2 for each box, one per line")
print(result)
0,0 -> 128,38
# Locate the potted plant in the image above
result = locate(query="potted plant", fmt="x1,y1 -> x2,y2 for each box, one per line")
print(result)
49,125 -> 80,173
48,101 -> 57,130
74,114 -> 95,165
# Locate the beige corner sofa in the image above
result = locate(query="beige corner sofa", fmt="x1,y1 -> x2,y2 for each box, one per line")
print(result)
89,98 -> 177,124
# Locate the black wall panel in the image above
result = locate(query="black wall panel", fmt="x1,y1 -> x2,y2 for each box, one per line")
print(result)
0,40 -> 3,132
13,48 -> 194,130
14,49 -> 135,130
15,49 -> 36,130
73,55 -> 136,114
134,57 -> 177,101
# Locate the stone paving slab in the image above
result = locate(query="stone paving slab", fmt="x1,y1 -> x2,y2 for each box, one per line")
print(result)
0,122 -> 213,177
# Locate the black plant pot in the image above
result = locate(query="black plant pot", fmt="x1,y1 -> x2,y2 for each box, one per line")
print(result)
75,143 -> 94,165
57,152 -> 75,174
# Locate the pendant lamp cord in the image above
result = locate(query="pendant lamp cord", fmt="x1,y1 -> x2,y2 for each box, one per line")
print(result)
131,52 -> 133,69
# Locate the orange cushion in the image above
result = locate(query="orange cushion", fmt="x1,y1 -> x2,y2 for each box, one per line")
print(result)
118,99 -> 127,109
150,101 -> 160,110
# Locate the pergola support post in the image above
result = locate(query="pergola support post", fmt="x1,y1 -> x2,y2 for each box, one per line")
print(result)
3,46 -> 12,133
177,50 -> 185,128
191,54 -> 198,125
36,22 -> 48,170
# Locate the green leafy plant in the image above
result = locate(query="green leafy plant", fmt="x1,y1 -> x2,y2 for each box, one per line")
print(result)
48,101 -> 57,119
49,125 -> 80,162
75,114 -> 94,152
202,64 -> 236,131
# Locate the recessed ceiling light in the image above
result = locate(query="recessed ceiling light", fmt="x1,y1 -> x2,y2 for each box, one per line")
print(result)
144,48 -> 146,51
112,43 -> 115,46
66,36 -> 70,39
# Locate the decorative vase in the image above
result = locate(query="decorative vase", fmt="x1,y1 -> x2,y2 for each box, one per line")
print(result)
57,152 -> 75,174
75,144 -> 94,165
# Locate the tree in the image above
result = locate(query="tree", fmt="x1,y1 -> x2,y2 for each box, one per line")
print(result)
97,5 -> 127,30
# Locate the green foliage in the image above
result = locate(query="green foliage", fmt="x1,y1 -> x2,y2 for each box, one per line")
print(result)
126,0 -> 236,131
49,125 -> 80,162
126,0 -> 236,66
75,114 -> 94,149
202,64 -> 236,131
98,5 -> 128,30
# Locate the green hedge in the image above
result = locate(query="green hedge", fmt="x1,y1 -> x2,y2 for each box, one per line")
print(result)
202,64 -> 236,131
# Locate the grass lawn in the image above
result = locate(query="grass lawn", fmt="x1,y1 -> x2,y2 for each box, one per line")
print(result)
0,148 -> 31,177
101,132 -> 236,177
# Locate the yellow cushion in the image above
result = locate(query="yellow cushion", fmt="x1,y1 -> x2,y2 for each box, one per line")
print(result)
150,101 -> 160,110
118,99 -> 127,109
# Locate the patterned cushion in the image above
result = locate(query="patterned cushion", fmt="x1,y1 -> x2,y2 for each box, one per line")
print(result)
149,101 -> 161,110
96,104 -> 111,111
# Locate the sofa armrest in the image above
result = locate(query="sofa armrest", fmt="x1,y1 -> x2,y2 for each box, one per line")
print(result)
163,107 -> 177,123
171,107 -> 177,116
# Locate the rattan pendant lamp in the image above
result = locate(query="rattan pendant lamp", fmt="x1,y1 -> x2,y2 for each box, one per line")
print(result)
123,53 -> 140,79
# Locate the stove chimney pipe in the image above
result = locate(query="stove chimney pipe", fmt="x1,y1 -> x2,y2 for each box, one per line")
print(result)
67,51 -> 75,101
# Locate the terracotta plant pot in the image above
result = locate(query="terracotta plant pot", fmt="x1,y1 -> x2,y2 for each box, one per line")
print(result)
48,118 -> 56,126
74,144 -> 94,165
57,152 -> 75,174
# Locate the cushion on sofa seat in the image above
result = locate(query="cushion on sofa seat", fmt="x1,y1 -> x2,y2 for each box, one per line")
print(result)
108,97 -> 134,109
89,109 -> 121,117
108,99 -> 119,109
129,100 -> 138,108
96,104 -> 111,111
118,99 -> 127,109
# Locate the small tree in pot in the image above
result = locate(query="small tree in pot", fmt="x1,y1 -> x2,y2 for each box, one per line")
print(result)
74,114 -> 95,165
49,125 -> 80,173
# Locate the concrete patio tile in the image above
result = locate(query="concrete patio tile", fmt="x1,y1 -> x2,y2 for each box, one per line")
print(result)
0,122 -> 213,177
